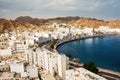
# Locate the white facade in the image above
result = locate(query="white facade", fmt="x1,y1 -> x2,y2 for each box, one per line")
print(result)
58,54 -> 69,80
25,48 -> 45,66
0,47 -> 12,56
10,62 -> 24,73
36,48 -> 45,67
25,48 -> 63,76
98,26 -> 110,34
0,34 -> 9,49
25,49 -> 37,65
15,43 -> 28,53
66,68 -> 107,80
27,65 -> 38,78
43,49 -> 58,75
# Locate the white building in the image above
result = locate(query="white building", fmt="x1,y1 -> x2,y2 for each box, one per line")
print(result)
25,48 -> 46,66
15,40 -> 28,53
0,34 -> 9,49
25,49 -> 37,65
58,54 -> 69,80
36,48 -> 45,67
0,47 -> 12,56
43,49 -> 58,75
66,68 -> 107,80
81,27 -> 94,36
10,62 -> 24,73
25,48 -> 58,75
98,26 -> 110,34
27,65 -> 38,78
25,48 -> 69,78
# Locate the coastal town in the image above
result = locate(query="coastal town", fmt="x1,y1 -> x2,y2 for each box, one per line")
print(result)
0,22 -> 120,80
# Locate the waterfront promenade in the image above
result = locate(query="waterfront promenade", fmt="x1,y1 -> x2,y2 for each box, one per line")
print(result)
69,61 -> 120,80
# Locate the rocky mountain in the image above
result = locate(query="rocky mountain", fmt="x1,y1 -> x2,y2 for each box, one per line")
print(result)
0,18 -> 37,33
15,16 -> 46,26
15,16 -> 120,28
0,16 -> 120,32
107,20 -> 120,28
68,18 -> 106,28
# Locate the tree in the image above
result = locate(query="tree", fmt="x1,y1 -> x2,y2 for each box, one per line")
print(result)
65,54 -> 72,58
38,43 -> 43,47
50,39 -> 57,49
83,61 -> 98,74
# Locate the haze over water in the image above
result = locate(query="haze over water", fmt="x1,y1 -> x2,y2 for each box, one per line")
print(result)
57,35 -> 120,72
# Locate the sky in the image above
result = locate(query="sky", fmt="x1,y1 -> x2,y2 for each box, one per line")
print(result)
0,0 -> 120,20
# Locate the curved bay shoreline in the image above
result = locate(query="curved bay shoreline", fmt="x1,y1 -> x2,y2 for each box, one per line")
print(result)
56,34 -> 118,49
55,34 -> 120,79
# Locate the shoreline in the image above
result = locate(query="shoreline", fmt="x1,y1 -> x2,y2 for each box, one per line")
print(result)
54,34 -> 120,78
56,34 -> 118,50
98,67 -> 120,77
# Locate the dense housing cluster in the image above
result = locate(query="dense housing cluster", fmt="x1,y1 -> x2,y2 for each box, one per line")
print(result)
0,23 -> 119,80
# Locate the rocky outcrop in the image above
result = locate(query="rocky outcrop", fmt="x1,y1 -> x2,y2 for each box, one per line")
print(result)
0,19 -> 38,32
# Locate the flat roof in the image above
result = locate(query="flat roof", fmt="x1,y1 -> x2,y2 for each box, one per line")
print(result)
40,70 -> 56,80
66,68 -> 107,80
0,72 -> 15,78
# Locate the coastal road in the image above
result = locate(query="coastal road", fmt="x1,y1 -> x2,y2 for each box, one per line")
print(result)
69,61 -> 120,80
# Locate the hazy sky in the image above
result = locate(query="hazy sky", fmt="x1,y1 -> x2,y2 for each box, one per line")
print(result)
0,0 -> 120,20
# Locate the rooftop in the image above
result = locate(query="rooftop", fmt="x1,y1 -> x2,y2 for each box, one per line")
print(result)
0,72 -> 15,78
66,68 -> 107,80
40,70 -> 56,80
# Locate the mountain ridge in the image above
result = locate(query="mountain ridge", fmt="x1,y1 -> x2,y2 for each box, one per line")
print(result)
0,16 -> 120,32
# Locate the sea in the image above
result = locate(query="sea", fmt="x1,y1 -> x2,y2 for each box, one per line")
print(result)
57,35 -> 120,72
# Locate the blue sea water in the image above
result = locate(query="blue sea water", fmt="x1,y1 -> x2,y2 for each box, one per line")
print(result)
57,35 -> 120,72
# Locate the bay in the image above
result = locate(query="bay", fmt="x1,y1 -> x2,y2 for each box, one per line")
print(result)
57,35 -> 120,72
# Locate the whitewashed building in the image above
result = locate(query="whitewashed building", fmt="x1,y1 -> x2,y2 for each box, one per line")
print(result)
25,49 -> 37,65
14,40 -> 28,53
27,65 -> 38,78
58,54 -> 69,80
0,47 -> 12,56
10,62 -> 24,73
43,49 -> 58,75
66,68 -> 107,80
